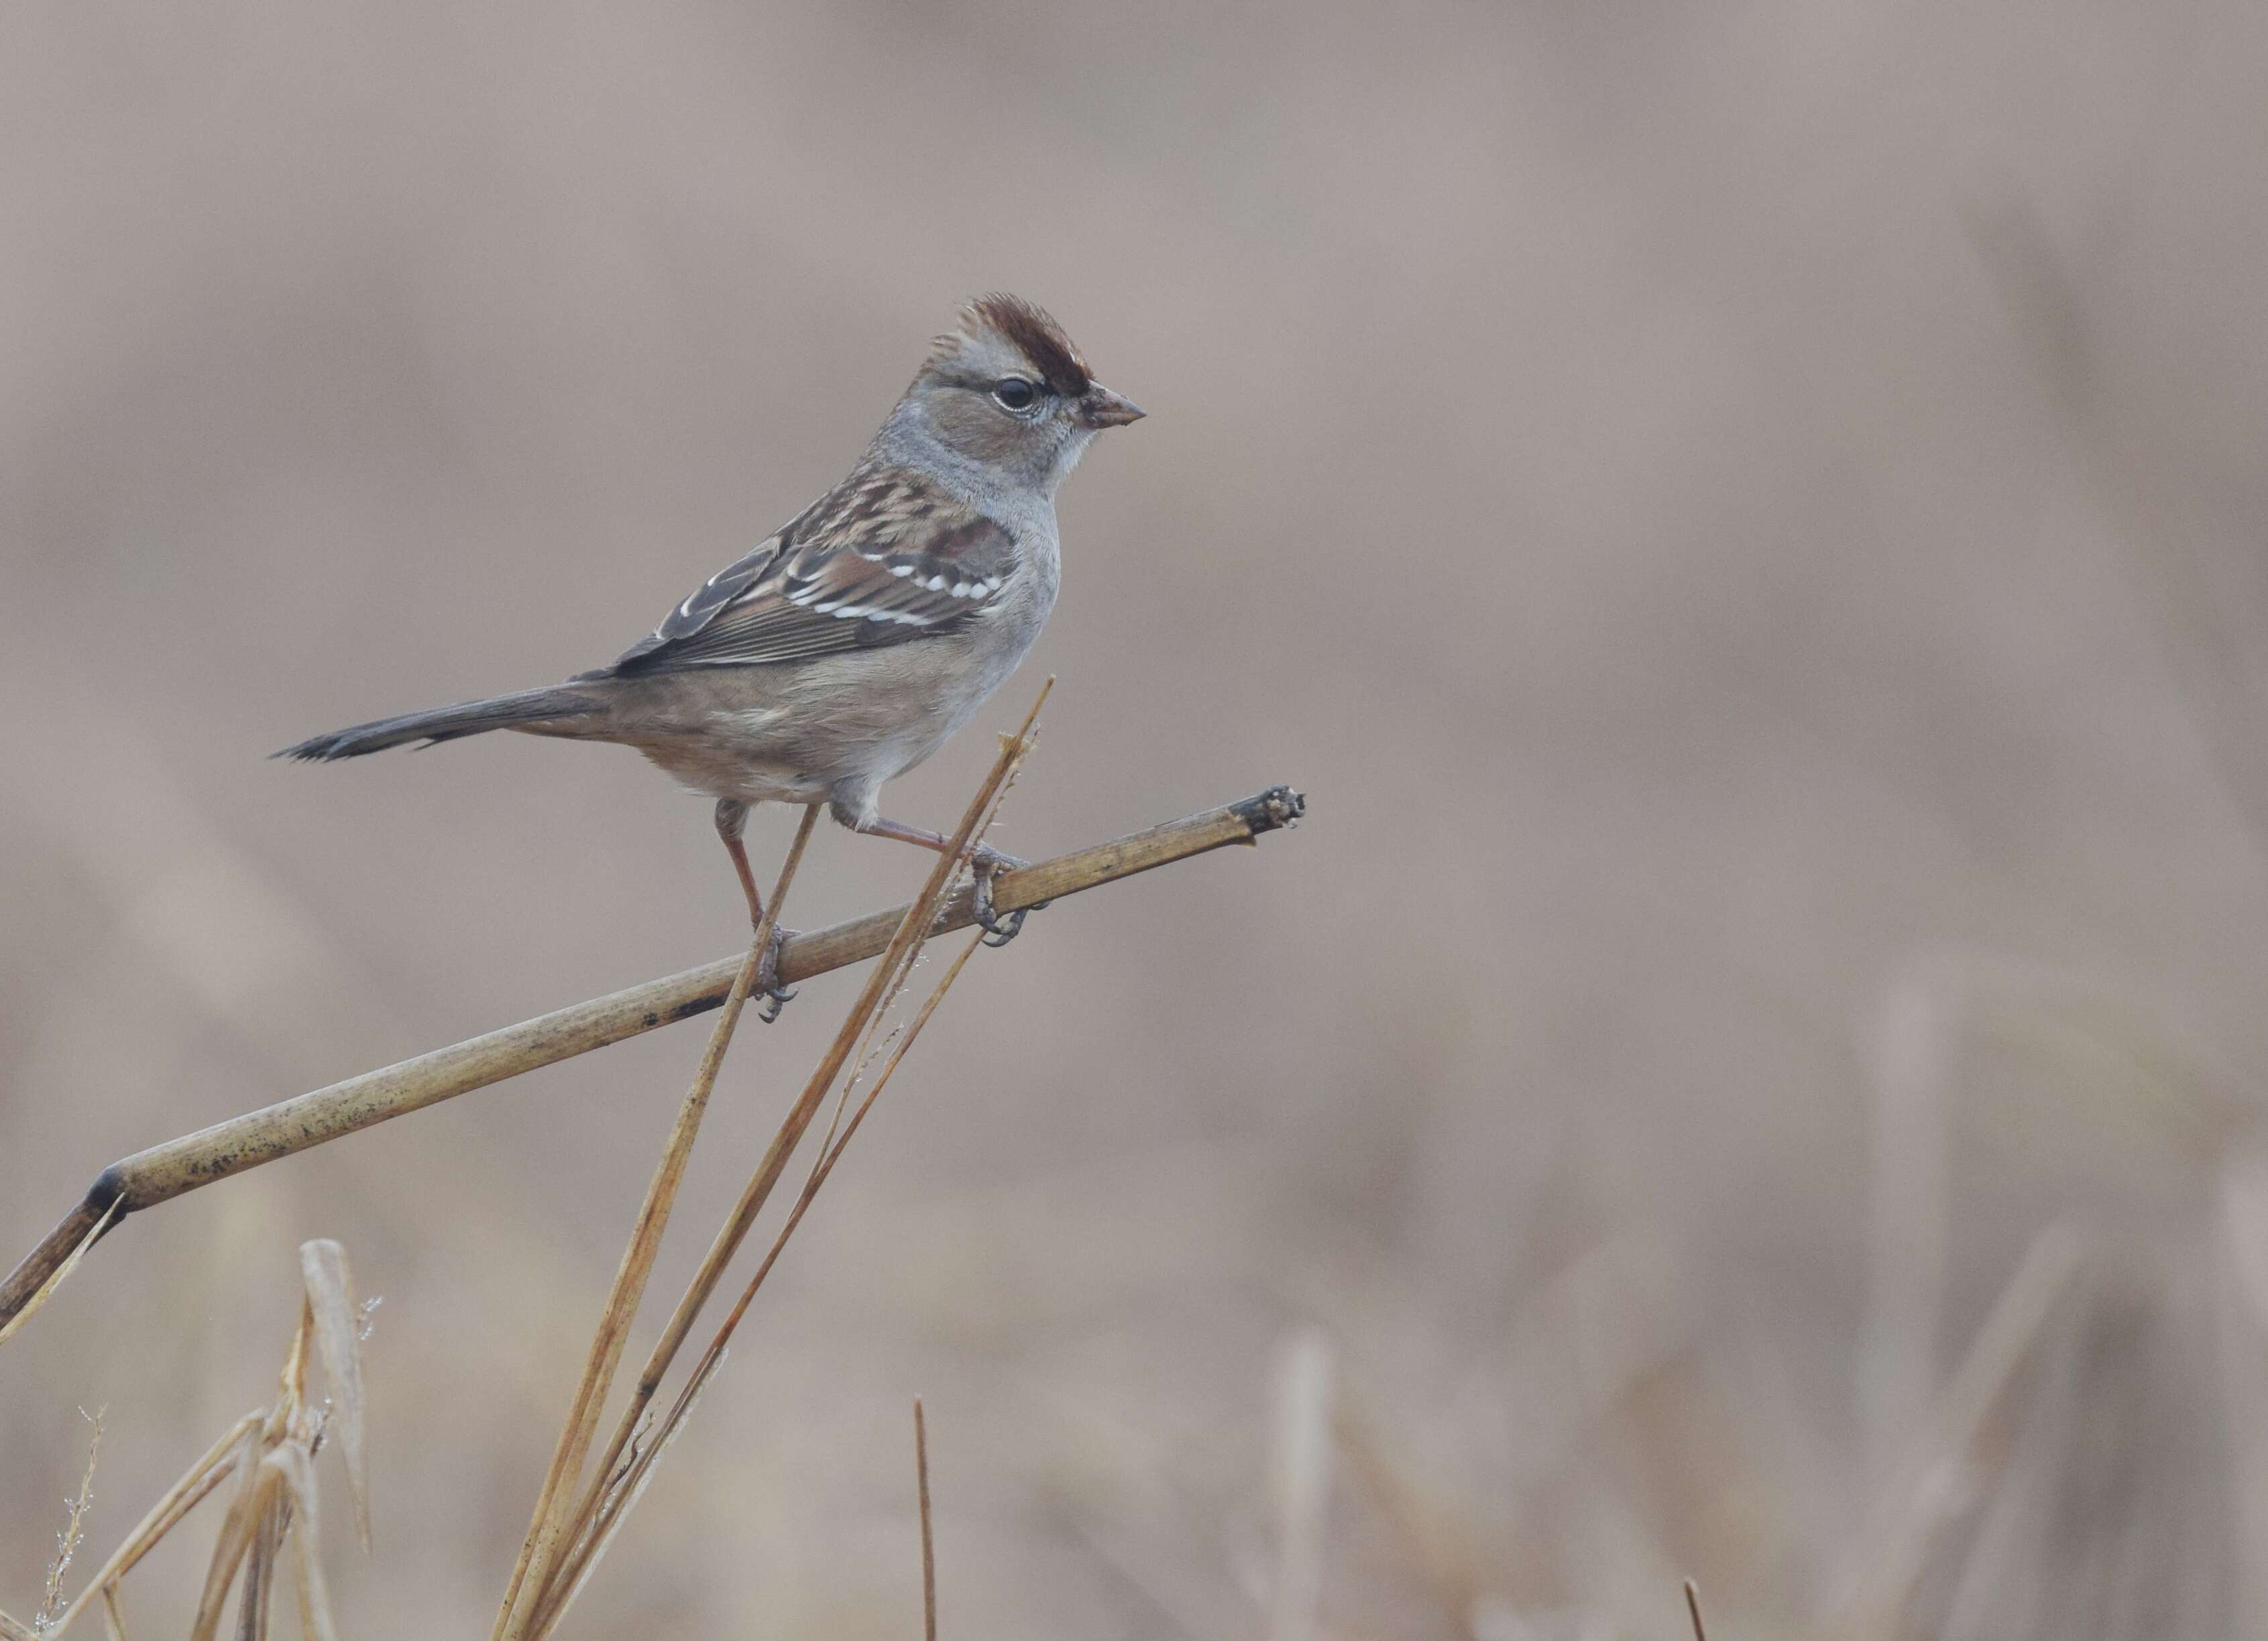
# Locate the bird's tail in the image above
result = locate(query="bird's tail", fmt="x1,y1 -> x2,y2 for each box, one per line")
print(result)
275,685 -> 606,761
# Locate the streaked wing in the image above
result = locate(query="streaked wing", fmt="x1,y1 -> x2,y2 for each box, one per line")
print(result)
605,467 -> 1017,675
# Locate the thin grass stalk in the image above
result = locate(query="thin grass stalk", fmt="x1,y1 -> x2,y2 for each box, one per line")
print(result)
576,852 -> 995,1530
541,687 -> 1045,1612
234,1496 -> 283,1641
254,1442 -> 334,1641
190,1318 -> 309,1641
50,1413 -> 263,1632
38,1408 -> 104,1632
493,807 -> 818,1641
797,750 -> 1028,1188
524,1360 -> 721,1633
534,718 -> 1038,1634
543,929 -> 985,1618
187,1421 -> 275,1641
916,1398 -> 938,1641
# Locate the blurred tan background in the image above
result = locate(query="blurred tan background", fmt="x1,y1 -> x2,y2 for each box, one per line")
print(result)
6,1 -> 2268,1636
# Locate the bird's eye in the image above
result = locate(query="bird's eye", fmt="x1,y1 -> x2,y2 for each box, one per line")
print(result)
991,377 -> 1037,412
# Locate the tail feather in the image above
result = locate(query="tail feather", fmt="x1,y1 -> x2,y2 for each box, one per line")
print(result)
276,686 -> 603,761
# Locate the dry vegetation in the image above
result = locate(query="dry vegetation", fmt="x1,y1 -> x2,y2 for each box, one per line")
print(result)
3,703 -> 1312,1635
3,1239 -> 369,1640
7,1 -> 2268,1636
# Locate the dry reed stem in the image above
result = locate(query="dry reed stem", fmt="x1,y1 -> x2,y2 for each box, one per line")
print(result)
915,1399 -> 938,1641
0,785 -> 1304,1340
493,806 -> 818,1641
1685,1579 -> 1707,1641
0,1200 -> 119,1350
526,693 -> 1043,1635
0,1611 -> 32,1641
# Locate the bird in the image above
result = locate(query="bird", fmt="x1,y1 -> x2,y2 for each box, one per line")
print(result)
280,294 -> 1143,1011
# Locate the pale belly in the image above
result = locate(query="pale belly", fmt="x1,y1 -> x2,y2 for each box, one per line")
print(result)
583,618 -> 1039,810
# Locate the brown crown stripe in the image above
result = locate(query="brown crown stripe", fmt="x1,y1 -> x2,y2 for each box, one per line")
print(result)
963,292 -> 1090,396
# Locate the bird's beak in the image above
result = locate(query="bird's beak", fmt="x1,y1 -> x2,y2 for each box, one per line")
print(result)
1078,385 -> 1146,429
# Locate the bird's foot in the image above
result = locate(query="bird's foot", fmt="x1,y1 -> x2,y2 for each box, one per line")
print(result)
969,847 -> 1049,948
754,921 -> 799,1022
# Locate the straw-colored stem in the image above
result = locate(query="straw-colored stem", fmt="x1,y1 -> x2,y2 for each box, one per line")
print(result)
0,1198 -> 118,1349
917,1398 -> 938,1641
0,785 -> 1304,1339
493,809 -> 817,1641
538,701 -> 1041,1627
548,929 -> 982,1616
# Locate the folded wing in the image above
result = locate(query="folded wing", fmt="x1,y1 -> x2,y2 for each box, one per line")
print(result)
605,468 -> 1017,675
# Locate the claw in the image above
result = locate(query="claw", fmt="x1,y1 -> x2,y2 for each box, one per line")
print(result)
969,849 -> 1050,948
754,923 -> 798,1021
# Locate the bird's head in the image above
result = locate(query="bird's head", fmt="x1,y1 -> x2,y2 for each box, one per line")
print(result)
896,294 -> 1143,494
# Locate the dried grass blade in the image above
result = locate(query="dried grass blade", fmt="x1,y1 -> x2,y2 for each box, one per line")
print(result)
188,1425 -> 276,1641
538,687 -> 1045,1627
624,693 -> 1038,1391
494,805 -> 819,1641
270,1444 -> 338,1641
599,846 -> 995,1502
524,1365 -> 719,1640
0,1198 -> 119,1349
0,1610 -> 35,1641
52,1412 -> 262,1633
557,929 -> 985,1609
296,1240 -> 370,1550
233,1495 -> 282,1641
98,1587 -> 129,1641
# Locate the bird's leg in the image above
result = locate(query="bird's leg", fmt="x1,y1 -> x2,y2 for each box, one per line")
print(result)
715,799 -> 765,925
714,798 -> 797,1019
838,811 -> 1047,947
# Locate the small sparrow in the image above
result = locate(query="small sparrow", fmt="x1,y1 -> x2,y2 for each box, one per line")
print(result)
281,294 -> 1143,1007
